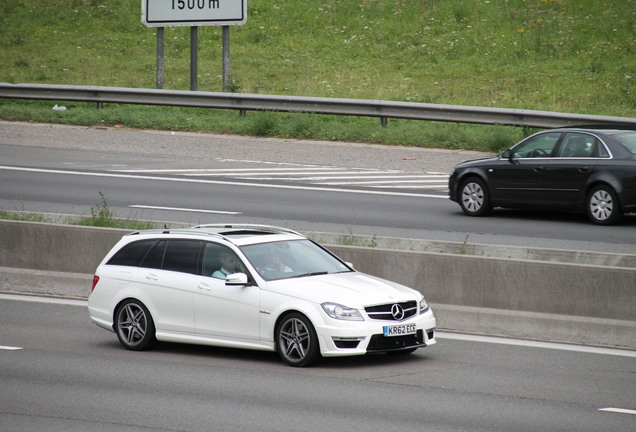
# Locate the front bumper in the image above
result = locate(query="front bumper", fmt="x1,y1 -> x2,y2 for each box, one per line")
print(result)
316,309 -> 437,357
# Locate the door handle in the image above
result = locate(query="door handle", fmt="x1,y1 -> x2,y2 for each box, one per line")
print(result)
578,167 -> 590,173
198,282 -> 212,291
145,274 -> 159,281
533,167 -> 544,172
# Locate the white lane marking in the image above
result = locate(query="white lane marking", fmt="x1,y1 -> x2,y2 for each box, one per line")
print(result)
436,332 -> 636,358
598,408 -> 636,415
316,179 -> 446,185
0,165 -> 446,198
0,345 -> 23,351
112,167 -> 342,173
129,205 -> 242,215
195,171 -> 402,178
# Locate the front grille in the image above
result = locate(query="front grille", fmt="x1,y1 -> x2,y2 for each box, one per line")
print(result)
365,301 -> 417,321
367,330 -> 425,352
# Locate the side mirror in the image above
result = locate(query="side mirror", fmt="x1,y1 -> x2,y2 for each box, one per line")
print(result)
501,149 -> 511,159
225,272 -> 248,286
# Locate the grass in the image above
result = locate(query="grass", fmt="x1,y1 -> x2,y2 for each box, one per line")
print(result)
1,0 -> 634,152
0,192 -> 159,230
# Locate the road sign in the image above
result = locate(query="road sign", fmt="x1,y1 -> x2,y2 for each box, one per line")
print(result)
142,0 -> 247,27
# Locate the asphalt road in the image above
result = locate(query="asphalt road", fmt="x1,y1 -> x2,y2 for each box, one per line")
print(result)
1,121 -> 635,254
1,296 -> 635,432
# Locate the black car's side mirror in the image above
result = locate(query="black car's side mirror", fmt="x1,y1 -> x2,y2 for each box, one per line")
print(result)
501,149 -> 519,164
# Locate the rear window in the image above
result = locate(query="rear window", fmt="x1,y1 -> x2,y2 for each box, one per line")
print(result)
107,238 -> 203,275
162,240 -> 202,274
107,240 -> 157,266
615,132 -> 636,155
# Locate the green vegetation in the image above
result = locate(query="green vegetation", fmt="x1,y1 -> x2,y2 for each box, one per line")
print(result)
0,193 -> 158,230
1,0 -> 634,152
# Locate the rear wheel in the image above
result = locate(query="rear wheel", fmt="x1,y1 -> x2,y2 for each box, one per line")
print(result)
114,300 -> 156,351
586,185 -> 622,225
276,313 -> 320,367
459,177 -> 492,216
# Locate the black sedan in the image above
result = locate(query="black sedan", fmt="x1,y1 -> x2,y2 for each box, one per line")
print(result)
449,128 -> 636,225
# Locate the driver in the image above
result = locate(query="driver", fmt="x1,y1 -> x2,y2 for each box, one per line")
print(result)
212,250 -> 244,279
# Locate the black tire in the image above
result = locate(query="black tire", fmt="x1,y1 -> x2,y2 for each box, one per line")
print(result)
586,185 -> 622,225
459,177 -> 492,216
114,299 -> 157,351
276,313 -> 320,367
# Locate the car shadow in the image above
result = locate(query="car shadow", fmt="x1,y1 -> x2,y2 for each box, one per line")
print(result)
132,340 -> 436,370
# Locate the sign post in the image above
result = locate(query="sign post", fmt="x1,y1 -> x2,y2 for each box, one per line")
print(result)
141,1 -> 247,91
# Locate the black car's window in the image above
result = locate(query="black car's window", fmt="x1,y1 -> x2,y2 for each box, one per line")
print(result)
555,133 -> 604,158
511,133 -> 560,158
107,239 -> 157,267
615,132 -> 636,155
162,240 -> 203,275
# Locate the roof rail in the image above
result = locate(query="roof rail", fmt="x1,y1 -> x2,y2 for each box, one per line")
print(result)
125,228 -> 226,239
191,224 -> 303,236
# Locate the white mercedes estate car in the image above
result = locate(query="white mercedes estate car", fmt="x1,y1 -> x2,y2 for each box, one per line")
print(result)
88,224 -> 436,366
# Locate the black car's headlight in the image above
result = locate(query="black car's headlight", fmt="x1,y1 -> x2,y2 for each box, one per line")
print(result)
321,303 -> 364,321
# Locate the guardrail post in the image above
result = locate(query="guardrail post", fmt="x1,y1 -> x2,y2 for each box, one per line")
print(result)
380,117 -> 387,127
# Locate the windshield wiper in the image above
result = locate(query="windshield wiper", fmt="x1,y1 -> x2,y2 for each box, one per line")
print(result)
289,271 -> 328,279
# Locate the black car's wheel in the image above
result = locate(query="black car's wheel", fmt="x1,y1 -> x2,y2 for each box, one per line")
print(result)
276,313 -> 320,367
115,299 -> 156,351
586,185 -> 622,225
459,177 -> 492,216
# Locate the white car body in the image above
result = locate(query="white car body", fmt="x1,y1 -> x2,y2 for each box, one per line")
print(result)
88,225 -> 436,365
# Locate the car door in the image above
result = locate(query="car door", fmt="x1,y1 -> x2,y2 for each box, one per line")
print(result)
194,242 -> 261,341
542,132 -> 600,207
489,132 -> 561,205
135,239 -> 202,334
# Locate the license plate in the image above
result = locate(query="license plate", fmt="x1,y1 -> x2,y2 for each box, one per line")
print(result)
383,323 -> 416,337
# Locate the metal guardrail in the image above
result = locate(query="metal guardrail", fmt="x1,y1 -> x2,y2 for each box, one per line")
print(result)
1,82 -> 635,129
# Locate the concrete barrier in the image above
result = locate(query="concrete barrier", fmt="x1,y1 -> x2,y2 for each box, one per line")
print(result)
1,220 -> 634,349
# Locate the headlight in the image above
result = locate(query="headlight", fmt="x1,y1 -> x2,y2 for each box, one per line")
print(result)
321,303 -> 364,321
419,297 -> 430,314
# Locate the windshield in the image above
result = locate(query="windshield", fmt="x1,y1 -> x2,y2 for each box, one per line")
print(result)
240,239 -> 352,281
615,132 -> 636,155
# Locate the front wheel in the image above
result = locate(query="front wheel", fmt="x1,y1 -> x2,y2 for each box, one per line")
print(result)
276,313 -> 320,367
586,185 -> 622,225
114,300 -> 156,351
459,177 -> 492,216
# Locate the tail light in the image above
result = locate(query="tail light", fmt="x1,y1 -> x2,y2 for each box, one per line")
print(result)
91,275 -> 100,292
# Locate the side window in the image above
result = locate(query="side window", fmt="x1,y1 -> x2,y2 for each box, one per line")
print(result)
107,239 -> 157,267
511,133 -> 560,158
140,240 -> 167,270
556,133 -> 597,158
616,132 -> 636,155
202,242 -> 245,279
162,240 -> 203,275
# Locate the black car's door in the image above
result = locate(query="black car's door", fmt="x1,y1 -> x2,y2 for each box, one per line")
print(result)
543,133 -> 602,207
489,132 -> 561,205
